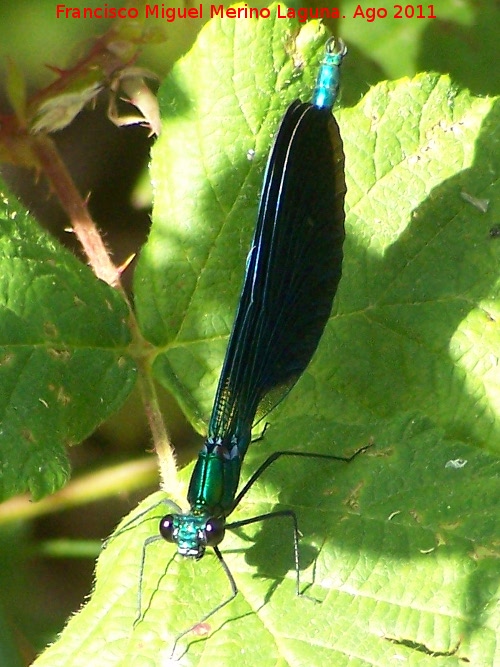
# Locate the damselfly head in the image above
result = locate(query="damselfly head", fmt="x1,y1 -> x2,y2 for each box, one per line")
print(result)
159,512 -> 226,559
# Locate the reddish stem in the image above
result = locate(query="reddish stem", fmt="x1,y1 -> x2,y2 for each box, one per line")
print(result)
32,134 -> 122,287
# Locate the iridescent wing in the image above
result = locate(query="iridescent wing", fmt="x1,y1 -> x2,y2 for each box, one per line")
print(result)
208,100 -> 346,451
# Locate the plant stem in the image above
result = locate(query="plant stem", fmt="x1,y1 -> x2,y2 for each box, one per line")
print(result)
135,350 -> 184,504
32,134 -> 179,489
31,134 -> 123,288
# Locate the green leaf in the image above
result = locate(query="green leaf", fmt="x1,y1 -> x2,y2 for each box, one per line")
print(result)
32,413 -> 500,667
340,0 -> 499,98
33,7 -> 500,667
324,75 -> 499,451
0,182 -> 136,501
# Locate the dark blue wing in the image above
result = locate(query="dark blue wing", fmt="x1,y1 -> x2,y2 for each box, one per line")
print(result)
208,100 -> 346,449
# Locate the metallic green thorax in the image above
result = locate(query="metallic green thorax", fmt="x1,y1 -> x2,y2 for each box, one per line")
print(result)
187,432 -> 251,516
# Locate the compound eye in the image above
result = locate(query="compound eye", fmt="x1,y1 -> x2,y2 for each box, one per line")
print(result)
159,514 -> 176,542
204,517 -> 225,546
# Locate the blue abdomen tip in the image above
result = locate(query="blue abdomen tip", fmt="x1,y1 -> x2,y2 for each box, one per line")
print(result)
311,37 -> 347,110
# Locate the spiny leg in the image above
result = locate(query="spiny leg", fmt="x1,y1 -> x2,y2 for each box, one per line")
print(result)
226,444 -> 372,601
102,497 -> 181,549
171,511 -> 301,659
228,509 -> 301,595
170,546 -> 238,660
101,498 -> 180,627
231,443 -> 372,509
135,534 -> 164,625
